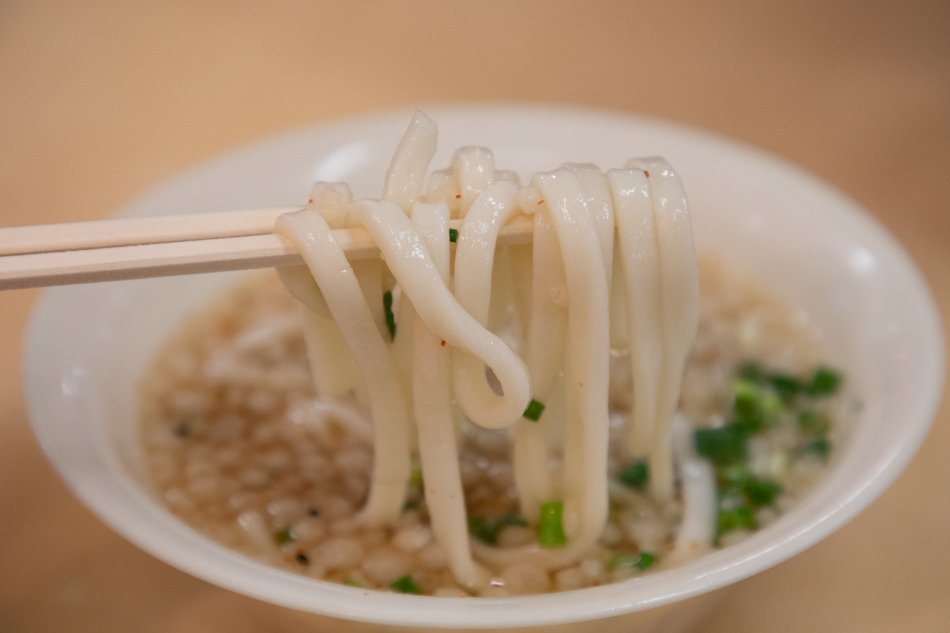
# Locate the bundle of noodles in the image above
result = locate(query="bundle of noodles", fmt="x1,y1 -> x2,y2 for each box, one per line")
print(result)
274,112 -> 710,591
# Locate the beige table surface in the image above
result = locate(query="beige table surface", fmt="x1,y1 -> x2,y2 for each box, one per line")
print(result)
2,2 -> 949,631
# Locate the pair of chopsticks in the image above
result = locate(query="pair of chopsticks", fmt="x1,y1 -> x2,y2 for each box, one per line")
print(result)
0,208 -> 534,290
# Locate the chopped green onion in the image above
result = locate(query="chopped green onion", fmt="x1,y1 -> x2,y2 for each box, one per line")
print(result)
807,367 -> 842,396
618,459 -> 649,489
694,425 -> 747,466
468,514 -> 527,544
343,578 -> 362,587
731,415 -> 762,436
732,379 -> 783,430
448,228 -> 459,243
717,505 -> 756,536
797,409 -> 830,436
383,290 -> 397,340
733,379 -> 763,419
273,527 -> 295,546
717,462 -> 751,488
538,501 -> 567,548
390,575 -> 422,594
715,463 -> 781,508
634,551 -> 657,570
741,477 -> 782,508
607,550 -> 657,572
769,373 -> 802,402
522,398 -> 545,422
800,438 -> 831,459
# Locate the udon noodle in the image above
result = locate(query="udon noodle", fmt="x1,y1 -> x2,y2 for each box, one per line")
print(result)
140,112 -> 843,596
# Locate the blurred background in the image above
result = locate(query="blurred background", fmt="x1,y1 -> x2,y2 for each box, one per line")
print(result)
1,1 -> 948,631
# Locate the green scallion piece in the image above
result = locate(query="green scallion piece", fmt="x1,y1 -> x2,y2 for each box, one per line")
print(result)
448,228 -> 459,243
800,437 -> 831,459
694,425 -> 747,466
732,378 -> 783,431
807,367 -> 842,396
769,373 -> 803,402
607,550 -> 657,572
390,575 -> 422,594
717,505 -> 756,536
618,459 -> 649,489
523,398 -> 545,422
634,551 -> 657,571
741,477 -> 782,508
538,501 -> 567,548
797,409 -> 830,436
732,379 -> 763,419
273,527 -> 295,546
717,462 -> 751,488
383,289 -> 397,340
343,578 -> 362,587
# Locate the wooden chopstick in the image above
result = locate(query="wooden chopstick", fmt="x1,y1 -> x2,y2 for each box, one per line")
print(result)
0,209 -> 534,290
0,207 -> 299,256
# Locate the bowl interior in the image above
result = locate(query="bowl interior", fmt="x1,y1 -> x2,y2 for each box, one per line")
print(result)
23,105 -> 944,628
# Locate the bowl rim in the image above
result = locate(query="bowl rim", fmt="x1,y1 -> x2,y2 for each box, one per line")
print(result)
23,103 -> 946,628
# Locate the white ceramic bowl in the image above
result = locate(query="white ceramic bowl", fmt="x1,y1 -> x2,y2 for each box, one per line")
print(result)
24,105 -> 944,632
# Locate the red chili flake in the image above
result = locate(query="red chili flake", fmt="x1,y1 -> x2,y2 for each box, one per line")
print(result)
643,170 -> 651,178
537,199 -> 544,205
307,198 -> 314,204
455,194 -> 462,200
440,339 -> 447,347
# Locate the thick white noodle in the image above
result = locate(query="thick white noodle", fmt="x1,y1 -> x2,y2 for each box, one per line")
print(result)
424,168 -> 458,213
353,259 -> 387,340
411,201 -> 488,590
381,111 -> 438,212
351,200 -> 530,430
565,163 -> 614,280
307,181 -> 353,232
607,169 -> 663,477
512,208 -> 566,521
510,164 -> 613,525
452,181 -> 524,423
389,285 -> 415,417
280,182 -> 361,397
494,169 -> 520,185
276,210 -> 411,527
608,241 -> 629,349
382,114 -> 439,414
669,414 -> 715,562
452,146 -> 495,217
474,170 -> 611,570
625,158 -> 699,503
534,170 -> 609,547
295,398 -> 375,446
278,266 -> 359,397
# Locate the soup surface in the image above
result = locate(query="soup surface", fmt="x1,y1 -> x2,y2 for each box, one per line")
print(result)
140,257 -> 842,596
